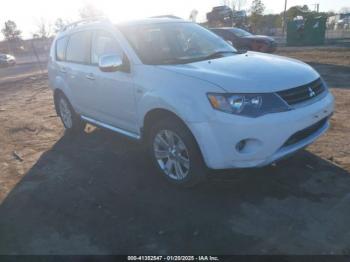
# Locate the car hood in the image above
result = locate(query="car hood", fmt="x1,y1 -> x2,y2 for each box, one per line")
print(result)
158,52 -> 319,93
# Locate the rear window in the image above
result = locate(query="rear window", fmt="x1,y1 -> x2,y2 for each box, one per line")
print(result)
55,37 -> 68,61
66,31 -> 91,64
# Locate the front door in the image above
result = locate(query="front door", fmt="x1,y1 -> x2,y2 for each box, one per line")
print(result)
85,30 -> 137,133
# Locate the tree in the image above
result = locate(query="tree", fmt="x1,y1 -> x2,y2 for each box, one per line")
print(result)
249,0 -> 265,31
259,14 -> 282,30
221,0 -> 234,9
284,5 -> 310,20
1,20 -> 22,41
339,7 -> 350,14
250,0 -> 265,15
221,0 -> 246,11
79,3 -> 104,19
34,18 -> 52,39
54,18 -> 70,33
233,0 -> 246,11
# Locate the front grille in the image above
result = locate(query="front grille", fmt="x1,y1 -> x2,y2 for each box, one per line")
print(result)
277,78 -> 325,106
283,117 -> 328,147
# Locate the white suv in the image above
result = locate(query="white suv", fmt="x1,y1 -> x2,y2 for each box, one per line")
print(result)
48,18 -> 334,186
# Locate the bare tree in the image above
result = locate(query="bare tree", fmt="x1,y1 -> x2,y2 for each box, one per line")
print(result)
221,0 -> 246,11
249,0 -> 265,32
1,20 -> 22,41
54,18 -> 70,33
34,18 -> 52,39
233,0 -> 247,11
189,9 -> 199,22
221,0 -> 235,10
79,3 -> 104,19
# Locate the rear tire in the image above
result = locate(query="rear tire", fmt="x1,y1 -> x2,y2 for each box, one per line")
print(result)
148,117 -> 207,187
57,94 -> 85,134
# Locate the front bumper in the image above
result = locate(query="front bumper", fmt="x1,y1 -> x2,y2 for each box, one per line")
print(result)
188,92 -> 334,169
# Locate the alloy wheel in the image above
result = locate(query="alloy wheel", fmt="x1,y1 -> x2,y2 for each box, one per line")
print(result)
153,130 -> 190,181
59,98 -> 73,129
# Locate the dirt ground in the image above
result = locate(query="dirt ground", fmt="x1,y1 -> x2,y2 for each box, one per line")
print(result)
0,47 -> 350,254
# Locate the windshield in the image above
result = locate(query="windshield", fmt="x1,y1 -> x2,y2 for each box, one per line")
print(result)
119,22 -> 237,65
230,28 -> 252,37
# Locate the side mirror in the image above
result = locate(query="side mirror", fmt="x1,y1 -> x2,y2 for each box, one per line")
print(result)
98,54 -> 123,72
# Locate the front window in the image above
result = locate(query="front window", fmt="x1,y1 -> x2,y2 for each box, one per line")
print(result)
119,22 -> 237,65
91,30 -> 122,65
66,31 -> 91,64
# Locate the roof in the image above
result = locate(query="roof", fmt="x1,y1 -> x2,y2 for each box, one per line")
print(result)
116,17 -> 189,27
56,17 -> 189,38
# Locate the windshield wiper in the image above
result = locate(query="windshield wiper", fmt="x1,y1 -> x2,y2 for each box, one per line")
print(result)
203,50 -> 237,60
156,51 -> 237,65
160,58 -> 189,65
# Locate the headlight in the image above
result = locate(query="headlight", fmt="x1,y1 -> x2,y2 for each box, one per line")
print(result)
207,93 -> 290,117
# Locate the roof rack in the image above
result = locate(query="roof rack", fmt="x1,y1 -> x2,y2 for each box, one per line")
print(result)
61,17 -> 110,32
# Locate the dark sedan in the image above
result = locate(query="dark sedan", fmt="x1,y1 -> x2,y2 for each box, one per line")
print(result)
211,27 -> 277,53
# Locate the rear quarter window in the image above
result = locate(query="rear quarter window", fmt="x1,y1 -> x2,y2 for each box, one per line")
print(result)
55,37 -> 68,61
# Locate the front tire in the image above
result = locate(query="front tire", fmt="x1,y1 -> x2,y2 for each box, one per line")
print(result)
57,94 -> 85,134
148,118 -> 207,187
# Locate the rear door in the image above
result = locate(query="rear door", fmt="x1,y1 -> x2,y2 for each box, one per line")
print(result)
51,36 -> 69,89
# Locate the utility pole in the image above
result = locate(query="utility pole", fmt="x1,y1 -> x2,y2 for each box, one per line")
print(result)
282,0 -> 288,35
313,3 -> 320,12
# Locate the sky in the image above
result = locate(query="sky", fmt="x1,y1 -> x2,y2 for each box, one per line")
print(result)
0,0 -> 349,39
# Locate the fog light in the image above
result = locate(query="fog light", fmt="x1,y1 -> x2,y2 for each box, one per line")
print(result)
236,140 -> 247,152
235,139 -> 262,154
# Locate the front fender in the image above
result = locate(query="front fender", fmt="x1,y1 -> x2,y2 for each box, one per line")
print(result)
137,89 -> 214,129
133,64 -> 225,129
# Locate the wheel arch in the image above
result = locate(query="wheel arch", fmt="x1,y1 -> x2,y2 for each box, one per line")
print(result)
53,88 -> 66,116
142,108 -> 206,163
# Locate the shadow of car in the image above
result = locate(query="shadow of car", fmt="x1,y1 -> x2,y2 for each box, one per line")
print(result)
1,127 -> 350,254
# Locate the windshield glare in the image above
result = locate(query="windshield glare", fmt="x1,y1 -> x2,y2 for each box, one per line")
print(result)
120,22 -> 237,65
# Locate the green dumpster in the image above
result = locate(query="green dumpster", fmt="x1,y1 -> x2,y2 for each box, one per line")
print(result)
287,16 -> 326,46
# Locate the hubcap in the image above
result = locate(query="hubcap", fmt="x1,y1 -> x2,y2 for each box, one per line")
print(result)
153,130 -> 190,181
59,98 -> 73,129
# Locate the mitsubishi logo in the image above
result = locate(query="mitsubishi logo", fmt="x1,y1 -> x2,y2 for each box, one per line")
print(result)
308,87 -> 316,98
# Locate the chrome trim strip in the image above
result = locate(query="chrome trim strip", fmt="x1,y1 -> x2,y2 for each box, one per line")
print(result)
81,115 -> 140,140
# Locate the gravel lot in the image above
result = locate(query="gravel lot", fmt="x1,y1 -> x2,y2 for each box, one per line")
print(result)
0,47 -> 349,254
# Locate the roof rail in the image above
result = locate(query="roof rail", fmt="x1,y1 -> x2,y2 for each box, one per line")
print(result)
150,15 -> 182,19
61,17 -> 110,32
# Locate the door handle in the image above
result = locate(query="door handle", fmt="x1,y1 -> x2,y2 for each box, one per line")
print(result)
59,67 -> 67,73
86,73 -> 95,80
